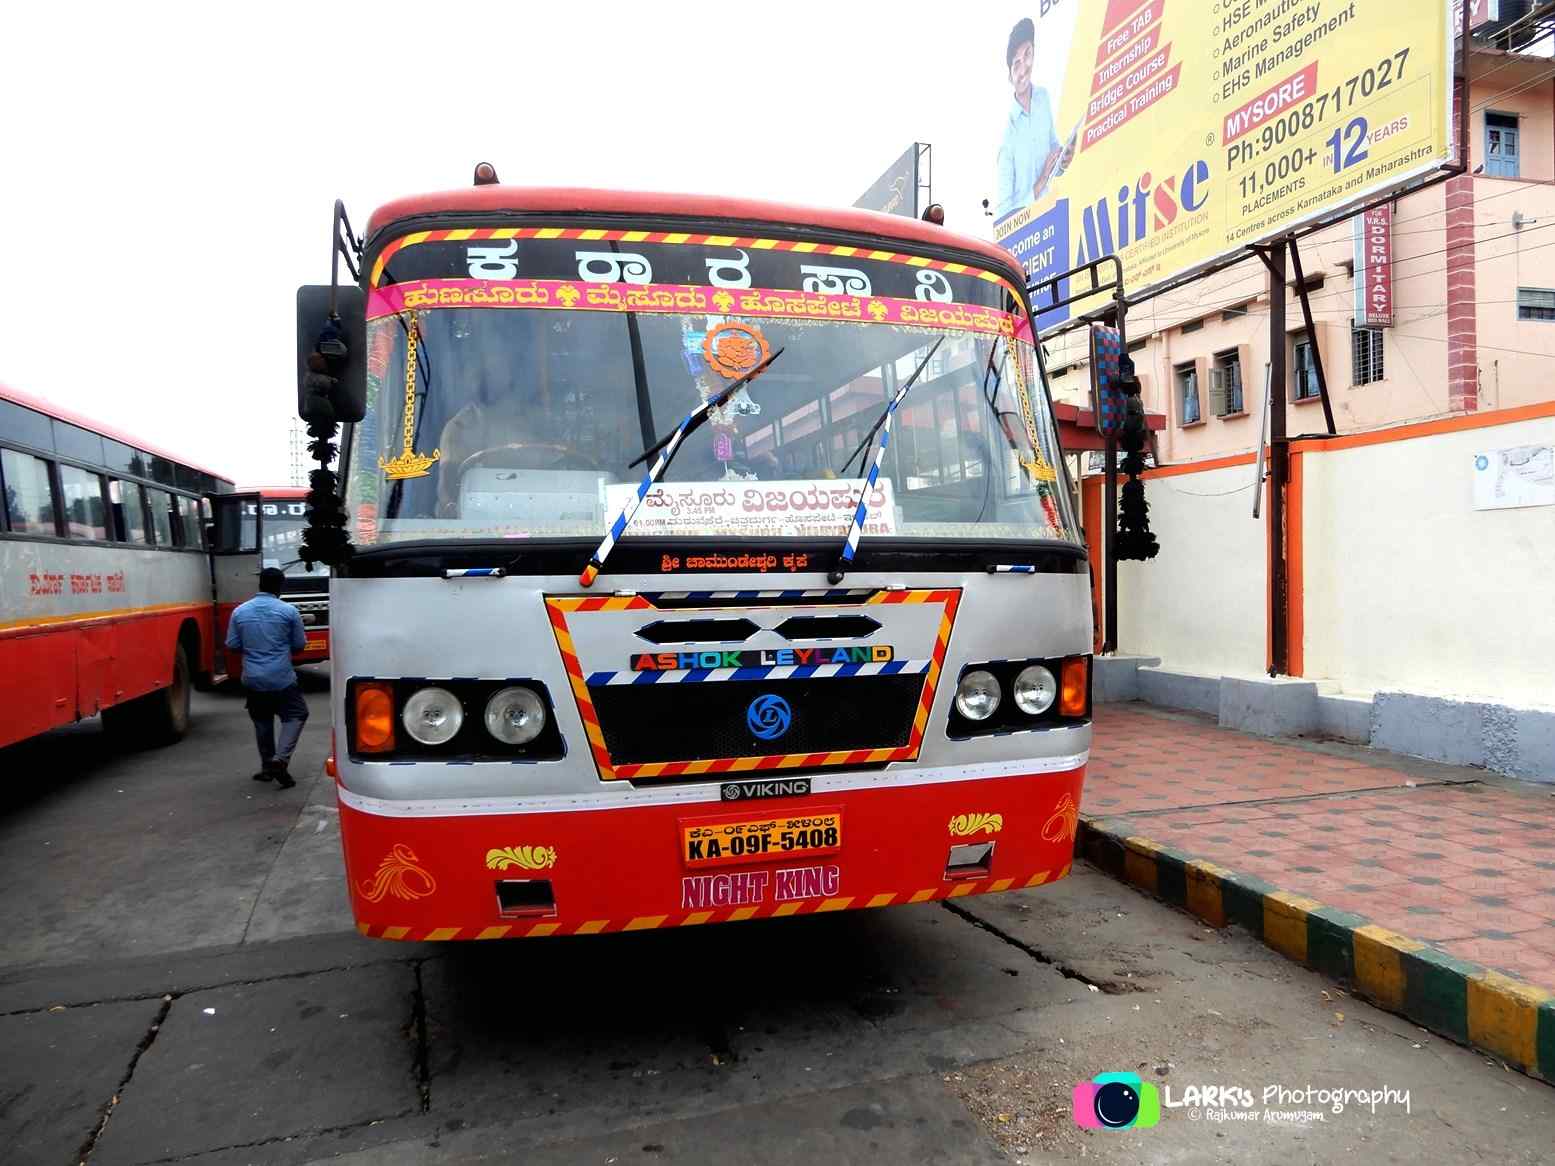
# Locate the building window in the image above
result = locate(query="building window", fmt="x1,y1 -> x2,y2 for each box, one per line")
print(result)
1180,318 -> 1204,334
1486,112 -> 1520,178
0,448 -> 58,535
1211,351 -> 1244,415
1222,303 -> 1250,320
1516,287 -> 1555,321
1175,362 -> 1201,424
1351,326 -> 1385,385
1292,333 -> 1321,400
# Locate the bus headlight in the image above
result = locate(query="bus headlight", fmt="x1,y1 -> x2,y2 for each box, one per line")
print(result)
1012,664 -> 1058,716
954,670 -> 1001,721
485,686 -> 546,745
402,686 -> 464,746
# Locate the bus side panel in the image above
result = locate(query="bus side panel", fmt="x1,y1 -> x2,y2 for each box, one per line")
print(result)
336,765 -> 1085,940
77,618 -> 114,717
0,629 -> 78,745
0,540 -> 211,746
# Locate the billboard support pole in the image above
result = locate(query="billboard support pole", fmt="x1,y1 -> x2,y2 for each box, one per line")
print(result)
1288,240 -> 1336,436
1252,242 -> 1290,677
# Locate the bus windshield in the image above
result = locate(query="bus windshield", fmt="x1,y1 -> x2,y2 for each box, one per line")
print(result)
347,233 -> 1080,547
245,499 -> 318,579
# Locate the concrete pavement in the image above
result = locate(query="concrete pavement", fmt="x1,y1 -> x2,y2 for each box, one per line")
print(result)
1082,703 -> 1555,1081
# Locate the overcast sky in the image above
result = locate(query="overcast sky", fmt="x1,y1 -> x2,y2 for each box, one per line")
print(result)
2,1 -> 1039,486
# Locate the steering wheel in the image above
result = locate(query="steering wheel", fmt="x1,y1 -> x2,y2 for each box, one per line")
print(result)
456,442 -> 598,481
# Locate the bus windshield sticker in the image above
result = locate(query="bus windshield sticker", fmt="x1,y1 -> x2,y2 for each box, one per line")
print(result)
704,321 -> 771,378
601,479 -> 896,541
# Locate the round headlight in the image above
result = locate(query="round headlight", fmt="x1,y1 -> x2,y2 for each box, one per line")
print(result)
954,670 -> 1001,721
402,686 -> 463,746
485,686 -> 546,745
1013,664 -> 1058,716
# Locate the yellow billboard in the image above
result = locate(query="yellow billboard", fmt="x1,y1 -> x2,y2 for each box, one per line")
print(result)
990,0 -> 1455,320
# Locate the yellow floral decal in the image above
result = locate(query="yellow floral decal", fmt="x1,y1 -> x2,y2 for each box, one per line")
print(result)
948,812 -> 1004,837
1042,794 -> 1079,844
359,843 -> 437,903
485,845 -> 558,872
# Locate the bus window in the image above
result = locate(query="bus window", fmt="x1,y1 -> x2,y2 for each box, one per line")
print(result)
59,464 -> 109,540
175,495 -> 203,547
1,448 -> 58,535
0,398 -> 54,452
145,486 -> 175,546
54,422 -> 105,467
111,479 -> 151,544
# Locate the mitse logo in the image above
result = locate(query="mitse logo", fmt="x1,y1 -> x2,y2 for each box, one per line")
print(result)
1072,160 -> 1212,268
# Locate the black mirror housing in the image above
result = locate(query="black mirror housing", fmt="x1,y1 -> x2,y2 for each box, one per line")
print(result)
296,284 -> 367,423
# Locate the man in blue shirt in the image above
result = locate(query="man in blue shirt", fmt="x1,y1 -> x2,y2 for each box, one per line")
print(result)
995,17 -> 1075,219
225,567 -> 309,789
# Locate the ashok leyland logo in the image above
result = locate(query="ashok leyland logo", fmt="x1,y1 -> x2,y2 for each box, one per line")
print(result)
1073,1072 -> 1161,1130
746,694 -> 792,740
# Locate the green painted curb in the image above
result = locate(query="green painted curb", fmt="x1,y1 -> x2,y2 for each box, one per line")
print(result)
1075,815 -> 1555,1086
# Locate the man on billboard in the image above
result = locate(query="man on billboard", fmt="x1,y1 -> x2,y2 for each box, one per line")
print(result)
995,16 -> 1075,219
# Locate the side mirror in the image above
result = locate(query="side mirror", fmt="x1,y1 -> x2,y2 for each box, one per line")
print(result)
296,284 -> 366,423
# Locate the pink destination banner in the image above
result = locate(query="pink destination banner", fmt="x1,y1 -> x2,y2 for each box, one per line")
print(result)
367,279 -> 1019,338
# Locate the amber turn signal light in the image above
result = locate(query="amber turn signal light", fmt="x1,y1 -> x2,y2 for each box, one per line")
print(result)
355,682 -> 396,753
1059,656 -> 1089,717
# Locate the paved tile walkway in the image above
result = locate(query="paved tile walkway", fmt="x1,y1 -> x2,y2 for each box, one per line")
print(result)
1085,704 -> 1555,989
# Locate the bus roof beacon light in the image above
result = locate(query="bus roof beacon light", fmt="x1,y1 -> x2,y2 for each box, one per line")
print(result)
922,203 -> 945,225
473,162 -> 499,186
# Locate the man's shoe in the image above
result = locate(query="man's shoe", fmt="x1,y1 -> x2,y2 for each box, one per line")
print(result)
252,769 -> 274,782
272,767 -> 297,790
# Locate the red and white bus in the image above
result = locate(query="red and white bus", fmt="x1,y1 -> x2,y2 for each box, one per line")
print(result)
212,487 -> 331,673
300,183 -> 1091,941
0,384 -> 235,749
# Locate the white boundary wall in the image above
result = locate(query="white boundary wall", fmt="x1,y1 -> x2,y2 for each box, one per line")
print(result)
1115,461 -> 1266,679
1302,415 -> 1555,709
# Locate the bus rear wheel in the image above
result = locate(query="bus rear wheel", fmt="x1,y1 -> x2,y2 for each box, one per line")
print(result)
104,642 -> 192,747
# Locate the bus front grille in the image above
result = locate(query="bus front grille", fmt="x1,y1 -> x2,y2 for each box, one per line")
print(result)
589,674 -> 925,770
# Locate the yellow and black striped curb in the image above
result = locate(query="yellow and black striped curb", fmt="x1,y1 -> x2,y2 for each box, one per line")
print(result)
1077,815 -> 1555,1084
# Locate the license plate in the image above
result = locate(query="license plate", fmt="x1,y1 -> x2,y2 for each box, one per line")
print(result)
680,809 -> 842,869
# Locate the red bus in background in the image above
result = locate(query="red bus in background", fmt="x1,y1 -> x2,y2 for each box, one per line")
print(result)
212,488 -> 331,674
0,384 -> 235,749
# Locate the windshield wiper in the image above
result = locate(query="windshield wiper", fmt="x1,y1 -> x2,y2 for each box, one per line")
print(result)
578,347 -> 784,587
827,338 -> 943,584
